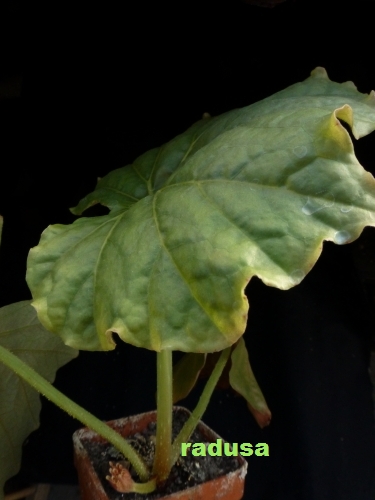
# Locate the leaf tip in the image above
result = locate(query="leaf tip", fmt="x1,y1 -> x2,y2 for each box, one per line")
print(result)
69,206 -> 79,215
342,80 -> 357,90
103,330 -> 117,350
310,67 -> 329,79
69,198 -> 98,216
366,89 -> 375,107
247,403 -> 272,428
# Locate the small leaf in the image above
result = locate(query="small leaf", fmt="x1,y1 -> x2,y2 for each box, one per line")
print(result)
229,338 -> 271,428
172,353 -> 206,403
0,301 -> 78,500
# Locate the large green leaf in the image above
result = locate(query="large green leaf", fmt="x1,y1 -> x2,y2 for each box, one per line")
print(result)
26,68 -> 375,352
0,301 -> 78,500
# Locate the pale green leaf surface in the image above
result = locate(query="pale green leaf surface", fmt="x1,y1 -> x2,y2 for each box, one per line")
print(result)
27,68 -> 375,353
229,338 -> 271,428
71,67 -> 375,215
172,353 -> 206,404
0,301 -> 78,499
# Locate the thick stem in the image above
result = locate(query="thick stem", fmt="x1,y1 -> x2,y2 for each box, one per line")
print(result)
0,344 -> 150,482
152,349 -> 173,482
170,346 -> 232,468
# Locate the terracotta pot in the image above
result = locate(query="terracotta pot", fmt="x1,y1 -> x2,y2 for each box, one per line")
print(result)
73,406 -> 248,500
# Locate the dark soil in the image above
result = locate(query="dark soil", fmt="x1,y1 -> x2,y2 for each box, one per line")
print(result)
81,408 -> 242,499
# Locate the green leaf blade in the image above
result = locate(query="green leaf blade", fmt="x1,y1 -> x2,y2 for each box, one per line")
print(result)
27,215 -> 126,350
26,68 -> 375,353
0,301 -> 78,500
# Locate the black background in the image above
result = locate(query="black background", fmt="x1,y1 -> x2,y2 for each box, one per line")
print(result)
1,0 -> 375,499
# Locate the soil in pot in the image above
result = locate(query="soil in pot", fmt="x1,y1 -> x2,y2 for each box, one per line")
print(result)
78,407 -> 246,499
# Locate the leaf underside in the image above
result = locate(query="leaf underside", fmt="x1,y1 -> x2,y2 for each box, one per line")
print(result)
26,67 -> 375,353
229,338 -> 271,428
172,353 -> 206,404
0,301 -> 78,499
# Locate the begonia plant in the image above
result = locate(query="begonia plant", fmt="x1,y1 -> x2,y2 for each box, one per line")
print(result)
1,67 -> 375,497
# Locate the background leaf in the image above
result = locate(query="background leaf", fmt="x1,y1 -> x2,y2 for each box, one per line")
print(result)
229,338 -> 271,428
172,353 -> 206,404
0,301 -> 78,500
27,68 -> 375,353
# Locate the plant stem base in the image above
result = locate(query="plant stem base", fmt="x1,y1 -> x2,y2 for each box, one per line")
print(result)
73,406 -> 247,500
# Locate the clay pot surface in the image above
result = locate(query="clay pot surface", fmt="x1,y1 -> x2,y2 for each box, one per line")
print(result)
73,406 -> 248,500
